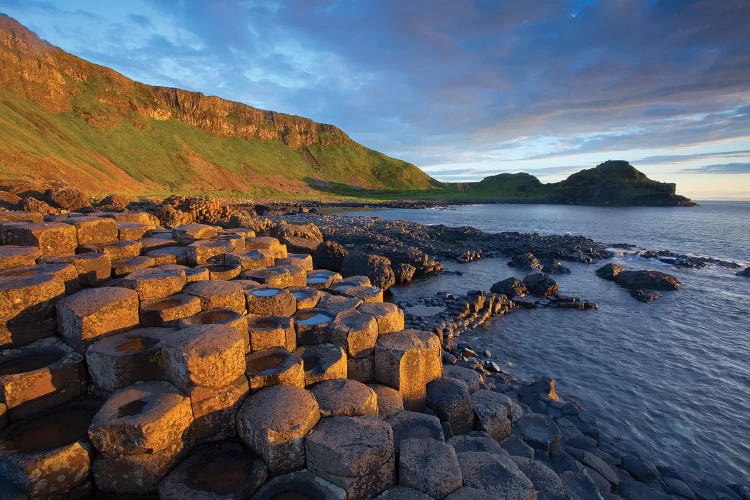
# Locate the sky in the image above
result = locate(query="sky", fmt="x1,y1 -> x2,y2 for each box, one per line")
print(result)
2,0 -> 750,199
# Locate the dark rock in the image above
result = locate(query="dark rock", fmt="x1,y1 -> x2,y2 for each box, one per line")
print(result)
517,414 -> 561,456
619,480 -> 670,500
508,252 -> 542,271
448,432 -> 505,455
512,456 -> 566,497
490,277 -> 528,298
500,435 -> 535,459
18,197 -> 55,215
312,241 -> 349,272
737,267 -> 750,277
560,470 -> 605,500
341,252 -> 396,290
426,378 -> 474,435
542,260 -> 571,274
385,411 -> 444,453
523,273 -> 559,297
456,451 -> 535,499
622,455 -> 660,483
614,270 -> 681,291
663,477 -> 696,499
45,187 -> 89,211
630,288 -> 661,303
394,263 -> 416,284
595,263 -> 623,281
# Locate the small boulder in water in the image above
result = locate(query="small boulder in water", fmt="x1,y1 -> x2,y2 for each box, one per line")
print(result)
736,267 -> 750,277
614,270 -> 681,291
508,252 -> 542,271
595,263 -> 624,280
490,277 -> 529,298
523,273 -> 559,297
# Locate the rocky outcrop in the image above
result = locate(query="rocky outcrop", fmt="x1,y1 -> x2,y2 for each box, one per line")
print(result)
596,263 -> 682,302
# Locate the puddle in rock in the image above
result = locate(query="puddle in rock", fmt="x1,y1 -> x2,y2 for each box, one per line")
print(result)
115,335 -> 160,353
3,407 -> 96,453
117,399 -> 148,418
306,277 -> 329,285
296,313 -> 332,325
251,288 -> 281,297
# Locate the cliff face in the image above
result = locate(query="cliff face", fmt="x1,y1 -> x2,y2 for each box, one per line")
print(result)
0,15 -> 435,195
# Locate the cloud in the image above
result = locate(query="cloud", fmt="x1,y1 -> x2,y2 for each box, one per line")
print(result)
681,163 -> 750,174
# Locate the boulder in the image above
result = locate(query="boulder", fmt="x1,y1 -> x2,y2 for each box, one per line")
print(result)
375,329 -> 442,410
311,379 -> 378,417
306,416 -> 396,499
737,267 -> 750,277
490,277 -> 529,298
158,442 -> 268,499
523,272 -> 559,297
312,240 -> 349,272
508,252 -> 542,271
341,253 -> 396,290
595,263 -> 624,280
57,287 -> 140,353
614,270 -> 682,291
471,390 -> 513,440
399,438 -> 462,498
393,263 -> 417,284
237,385 -> 320,474
45,187 -> 89,211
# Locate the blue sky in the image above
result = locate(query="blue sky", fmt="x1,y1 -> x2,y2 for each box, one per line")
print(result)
2,0 -> 750,199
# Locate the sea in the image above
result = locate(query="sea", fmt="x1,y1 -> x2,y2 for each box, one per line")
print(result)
337,201 -> 750,486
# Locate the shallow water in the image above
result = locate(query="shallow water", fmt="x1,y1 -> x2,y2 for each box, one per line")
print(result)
339,201 -> 750,485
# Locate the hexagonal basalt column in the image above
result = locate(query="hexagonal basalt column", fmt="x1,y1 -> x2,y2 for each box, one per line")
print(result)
293,308 -> 336,345
294,344 -> 347,386
287,286 -> 322,310
306,269 -> 341,289
252,470 -> 346,499
275,264 -> 307,287
0,400 -> 100,498
374,329 -> 442,411
237,385 -> 320,474
0,245 -> 40,271
44,252 -> 111,287
111,255 -> 156,277
186,240 -> 233,266
145,246 -> 188,266
161,325 -> 246,392
242,266 -> 295,288
245,347 -> 304,389
2,222 -> 78,257
342,285 -> 384,303
3,261 -> 81,295
245,287 -> 296,316
88,380 -> 193,457
248,315 -> 296,352
358,302 -> 405,335
57,287 -> 140,353
158,442 -> 268,499
305,416 -> 395,499
426,377 -> 474,436
186,373 -> 249,443
121,265 -> 187,300
178,309 -> 249,351
310,379 -> 378,417
276,253 -> 314,271
317,292 -> 362,315
0,269 -> 65,348
246,236 -> 287,259
184,280 -> 246,314
199,263 -> 242,280
471,390 -> 513,441
140,293 -> 202,327
225,249 -> 275,271
62,216 -> 118,246
0,338 -> 86,421
172,223 -> 218,245
329,309 -> 378,359
385,411 -> 444,453
398,438 -> 462,498
86,327 -> 175,393
117,222 -> 155,241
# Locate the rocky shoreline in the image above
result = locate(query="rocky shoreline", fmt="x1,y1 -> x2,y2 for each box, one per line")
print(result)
0,192 -> 747,499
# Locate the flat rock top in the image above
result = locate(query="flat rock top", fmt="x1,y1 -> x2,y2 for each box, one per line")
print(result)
60,286 -> 138,313
0,245 -> 41,257
164,324 -> 243,351
358,301 -> 399,315
87,327 -> 176,355
185,280 -> 243,296
239,385 -> 319,433
376,329 -> 440,351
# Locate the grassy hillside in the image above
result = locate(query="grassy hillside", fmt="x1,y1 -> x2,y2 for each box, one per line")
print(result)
0,15 -> 437,197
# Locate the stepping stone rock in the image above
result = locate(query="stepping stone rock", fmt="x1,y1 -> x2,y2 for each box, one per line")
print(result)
111,255 -> 155,277
471,390 -> 513,441
44,252 -> 111,287
89,239 -> 142,260
329,309 -> 378,358
511,456 -> 566,496
237,385 -> 320,474
358,302 -> 404,334
140,293 -> 202,327
294,344 -> 347,386
306,416 -> 396,499
317,293 -> 362,315
0,246 -> 40,271
427,377 -> 474,435
88,380 -> 193,458
145,246 -> 188,266
457,451 -> 535,500
0,401 -> 100,497
374,329 -> 442,410
185,280 -> 246,314
287,285 -> 322,310
277,253 -> 314,271
246,236 -> 287,258
245,286 -> 296,316
385,410 -> 444,453
121,265 -> 186,300
225,249 -> 275,271
178,308 -> 249,350
57,287 -> 140,352
186,240 -> 233,266
252,469 -> 346,500
158,442 -> 268,499
86,327 -> 174,393
443,364 -> 483,393
294,308 -> 336,345
186,373 -> 248,443
310,378 -> 378,417
517,413 -> 562,456
243,266 -> 296,288
172,223 -> 218,244
342,285 -> 384,303
2,222 -> 78,257
248,315 -> 296,352
245,346 -> 304,389
117,222 -> 154,241
62,216 -> 118,245
161,324 -> 246,391
399,438 -> 462,498
369,383 -> 404,419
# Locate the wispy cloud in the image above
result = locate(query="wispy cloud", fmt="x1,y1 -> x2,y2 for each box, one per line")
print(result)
681,163 -> 750,174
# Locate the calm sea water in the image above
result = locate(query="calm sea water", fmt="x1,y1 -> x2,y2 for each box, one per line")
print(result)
339,201 -> 750,485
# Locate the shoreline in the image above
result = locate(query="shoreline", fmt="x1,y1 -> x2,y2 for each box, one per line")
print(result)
0,198 -> 746,498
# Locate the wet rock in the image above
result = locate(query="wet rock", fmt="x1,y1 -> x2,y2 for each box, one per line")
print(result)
399,438 -> 462,497
622,454 -> 660,483
567,447 -> 620,488
663,477 -> 696,499
375,485 -> 434,499
517,413 -> 562,456
237,385 -> 320,475
252,469 -> 346,499
508,252 -> 542,271
386,411 -> 444,453
294,308 -> 336,345
374,329 -> 442,410
615,270 -> 681,292
471,389 -> 512,440
394,263 -> 417,284
501,435 -> 535,459
512,456 -> 565,496
523,272 -> 559,297
341,252 -> 396,290
619,479 -> 671,500
306,416 -> 395,499
595,263 -> 624,281
369,383 -> 404,419
245,346 -> 304,389
542,260 -> 571,274
311,378 -> 378,417
427,377 -> 474,435
561,469 -> 605,500
457,451 -> 535,500
737,267 -> 750,277
630,288 -> 662,303
158,442 -> 268,499
490,277 -> 528,298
